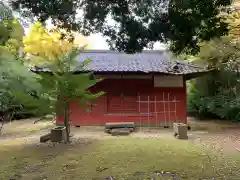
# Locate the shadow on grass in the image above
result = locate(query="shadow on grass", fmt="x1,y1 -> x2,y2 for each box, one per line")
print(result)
0,137 -> 97,180
0,136 -> 239,180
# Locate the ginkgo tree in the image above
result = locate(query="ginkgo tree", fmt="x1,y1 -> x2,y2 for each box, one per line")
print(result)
14,22 -> 103,142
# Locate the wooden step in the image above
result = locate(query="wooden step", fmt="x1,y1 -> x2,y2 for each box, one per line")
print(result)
40,133 -> 51,143
111,128 -> 131,136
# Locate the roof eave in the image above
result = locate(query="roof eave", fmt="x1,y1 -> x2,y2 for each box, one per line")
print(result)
32,69 -> 210,76
184,70 -> 214,80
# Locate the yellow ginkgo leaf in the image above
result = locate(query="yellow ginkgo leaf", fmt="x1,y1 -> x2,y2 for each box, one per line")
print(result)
23,21 -> 91,66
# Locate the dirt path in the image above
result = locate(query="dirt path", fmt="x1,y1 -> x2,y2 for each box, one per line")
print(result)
70,126 -> 240,152
1,120 -> 240,153
193,130 -> 240,152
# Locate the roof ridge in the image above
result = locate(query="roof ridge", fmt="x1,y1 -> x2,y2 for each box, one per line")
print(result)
81,49 -> 166,53
174,60 -> 205,69
33,50 -> 208,75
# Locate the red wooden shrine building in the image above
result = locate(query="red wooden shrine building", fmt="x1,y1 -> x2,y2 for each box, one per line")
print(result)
55,50 -> 206,127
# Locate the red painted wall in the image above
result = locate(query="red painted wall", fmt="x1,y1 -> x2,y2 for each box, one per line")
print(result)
57,78 -> 187,127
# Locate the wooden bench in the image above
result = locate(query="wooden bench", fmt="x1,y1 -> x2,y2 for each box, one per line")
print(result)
105,122 -> 135,135
105,122 -> 135,129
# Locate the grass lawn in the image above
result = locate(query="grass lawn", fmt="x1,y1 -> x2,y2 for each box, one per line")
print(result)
0,136 -> 240,180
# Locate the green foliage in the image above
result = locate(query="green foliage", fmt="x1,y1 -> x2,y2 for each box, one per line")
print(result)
0,2 -> 13,45
197,37 -> 240,68
0,2 -> 24,46
187,37 -> 240,121
10,0 -> 231,54
0,52 -> 41,115
0,2 -> 32,119
0,2 -> 13,20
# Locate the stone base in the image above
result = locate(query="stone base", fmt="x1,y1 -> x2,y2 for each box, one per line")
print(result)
129,128 -> 134,132
104,128 -> 111,134
51,126 -> 67,142
173,123 -> 188,140
111,128 -> 131,136
176,135 -> 188,140
105,127 -> 134,134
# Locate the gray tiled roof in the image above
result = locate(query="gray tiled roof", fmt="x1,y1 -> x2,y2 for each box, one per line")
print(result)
75,50 -> 206,75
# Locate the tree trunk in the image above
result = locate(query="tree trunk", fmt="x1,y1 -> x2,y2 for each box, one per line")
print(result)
63,101 -> 70,143
0,121 -> 4,135
0,110 -> 14,135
